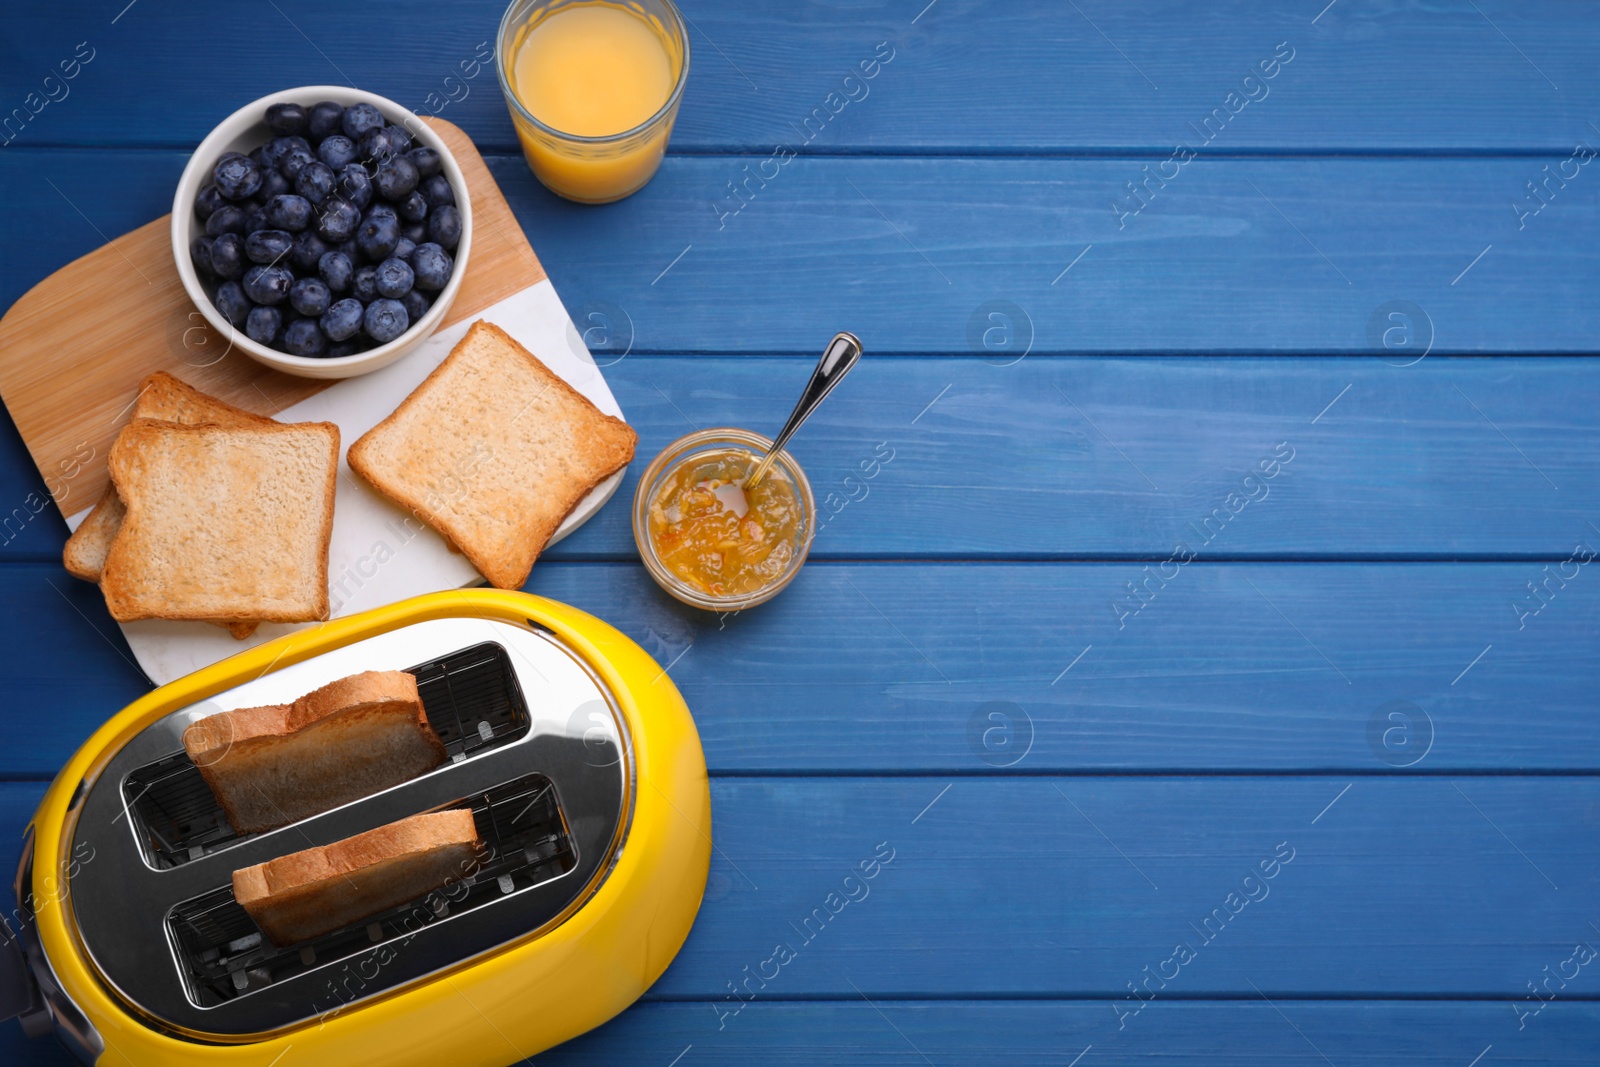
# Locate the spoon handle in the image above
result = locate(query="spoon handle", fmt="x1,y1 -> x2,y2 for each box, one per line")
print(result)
747,332 -> 863,487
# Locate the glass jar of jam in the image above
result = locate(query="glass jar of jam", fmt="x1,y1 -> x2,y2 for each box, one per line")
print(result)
633,428 -> 815,610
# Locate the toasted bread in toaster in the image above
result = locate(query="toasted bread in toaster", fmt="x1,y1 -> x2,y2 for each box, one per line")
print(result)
184,670 -> 446,834
233,809 -> 482,946
347,320 -> 637,590
100,417 -> 338,625
64,373 -> 279,638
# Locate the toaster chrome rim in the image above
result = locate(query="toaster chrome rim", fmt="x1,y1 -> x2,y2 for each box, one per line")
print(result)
64,615 -> 635,1040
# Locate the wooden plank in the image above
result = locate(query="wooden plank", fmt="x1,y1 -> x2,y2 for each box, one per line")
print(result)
0,778 -> 1595,999
8,352 -> 1600,562
620,776 -> 1598,998
509,1001 -> 1600,1067
5,996 -> 1598,1066
492,154 -> 1600,355
6,152 -> 1598,356
2,560 -> 1597,775
0,120 -> 543,512
2,2 -> 1596,152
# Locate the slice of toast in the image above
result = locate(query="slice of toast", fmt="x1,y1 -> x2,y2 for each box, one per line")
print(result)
64,373 -> 277,639
61,490 -> 126,584
184,670 -> 446,834
63,372 -> 278,583
101,418 -> 338,624
348,320 -> 637,589
233,809 -> 482,946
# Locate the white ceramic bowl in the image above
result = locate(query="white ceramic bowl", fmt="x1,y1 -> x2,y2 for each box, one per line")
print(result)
172,86 -> 472,379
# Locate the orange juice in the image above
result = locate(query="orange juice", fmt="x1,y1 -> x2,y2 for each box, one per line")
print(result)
499,0 -> 687,203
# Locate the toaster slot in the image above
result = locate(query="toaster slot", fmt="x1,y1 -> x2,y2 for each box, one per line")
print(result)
124,641 -> 533,869
166,773 -> 576,1008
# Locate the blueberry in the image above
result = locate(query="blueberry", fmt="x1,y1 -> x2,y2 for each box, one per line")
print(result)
258,167 -> 291,202
359,126 -> 400,164
318,250 -> 354,291
259,136 -> 293,171
326,339 -> 361,358
278,147 -> 316,180
282,317 -> 327,356
418,173 -> 455,208
289,230 -> 328,272
351,265 -> 379,304
426,205 -> 460,250
400,288 -> 431,322
243,207 -> 270,235
392,236 -> 416,263
245,305 -> 282,345
248,144 -> 269,168
341,103 -> 385,140
320,297 -> 364,341
295,161 -> 336,205
195,184 -> 225,221
407,146 -> 442,179
210,232 -> 245,279
190,236 -> 215,274
335,238 -> 361,262
265,194 -> 313,232
336,164 -> 372,210
307,101 -> 345,141
317,134 -> 358,172
245,229 -> 294,265
316,198 -> 360,242
374,257 -> 414,298
205,205 -> 248,236
289,276 -> 332,317
214,280 -> 251,327
396,190 -> 428,223
264,102 -> 308,136
363,298 -> 409,343
216,150 -> 248,166
401,221 -> 427,244
355,213 -> 401,261
410,243 -> 453,290
213,155 -> 263,200
364,202 -> 398,221
373,155 -> 419,202
242,264 -> 294,305
384,123 -> 412,156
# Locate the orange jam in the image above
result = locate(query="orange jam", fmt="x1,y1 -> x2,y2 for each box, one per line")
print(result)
646,449 -> 803,597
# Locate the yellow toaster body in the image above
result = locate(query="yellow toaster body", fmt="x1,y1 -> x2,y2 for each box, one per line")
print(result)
1,590 -> 711,1065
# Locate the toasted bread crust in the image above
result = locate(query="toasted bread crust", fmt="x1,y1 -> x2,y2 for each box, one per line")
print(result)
101,418 -> 338,623
233,809 -> 481,945
348,320 -> 637,589
184,671 -> 446,835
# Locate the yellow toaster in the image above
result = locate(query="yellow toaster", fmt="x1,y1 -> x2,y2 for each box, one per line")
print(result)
0,589 -> 711,1065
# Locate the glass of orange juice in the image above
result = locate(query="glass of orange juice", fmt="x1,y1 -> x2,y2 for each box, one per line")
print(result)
495,0 -> 689,204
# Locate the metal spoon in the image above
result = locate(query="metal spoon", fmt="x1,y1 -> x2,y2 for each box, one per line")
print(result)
745,331 -> 863,489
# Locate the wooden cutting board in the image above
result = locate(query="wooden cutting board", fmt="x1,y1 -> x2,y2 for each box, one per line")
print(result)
0,118 -> 544,518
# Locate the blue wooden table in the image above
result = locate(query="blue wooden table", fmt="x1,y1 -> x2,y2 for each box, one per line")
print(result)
4,2 -> 1599,1063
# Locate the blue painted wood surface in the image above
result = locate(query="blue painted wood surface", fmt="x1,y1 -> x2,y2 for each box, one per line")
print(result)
2,2 -> 1597,1065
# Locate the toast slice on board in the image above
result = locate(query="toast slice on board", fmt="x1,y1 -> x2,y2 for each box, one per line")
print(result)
184,670 -> 446,834
233,809 -> 482,946
101,418 -> 338,624
348,320 -> 637,589
65,372 -> 280,639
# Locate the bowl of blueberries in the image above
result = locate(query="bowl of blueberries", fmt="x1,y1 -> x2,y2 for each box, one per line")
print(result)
173,87 -> 472,379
